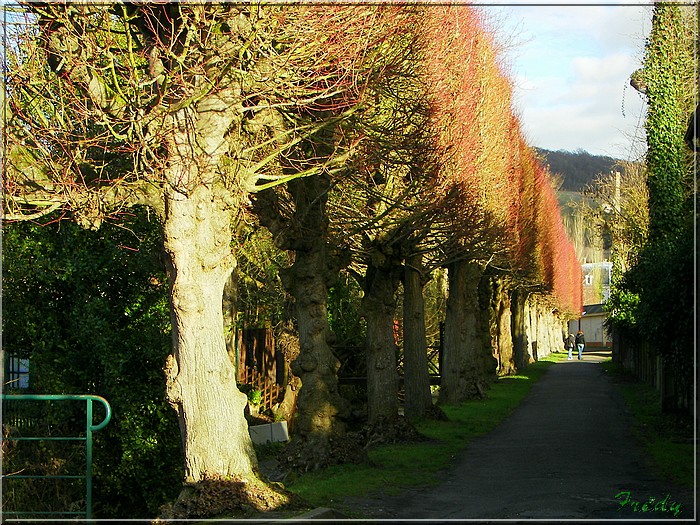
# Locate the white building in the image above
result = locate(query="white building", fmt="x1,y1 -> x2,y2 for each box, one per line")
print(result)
568,304 -> 611,348
581,261 -> 612,305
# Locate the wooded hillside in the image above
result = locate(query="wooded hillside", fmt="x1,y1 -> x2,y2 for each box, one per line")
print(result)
536,148 -> 618,192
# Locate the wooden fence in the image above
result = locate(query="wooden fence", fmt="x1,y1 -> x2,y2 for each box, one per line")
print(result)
238,366 -> 283,413
236,327 -> 284,411
235,328 -> 443,413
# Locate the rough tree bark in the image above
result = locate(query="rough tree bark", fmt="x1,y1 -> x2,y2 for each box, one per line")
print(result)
402,253 -> 433,420
160,98 -> 258,484
223,267 -> 239,364
253,172 -> 351,470
488,277 -> 516,376
527,294 -> 540,361
363,261 -> 401,424
511,288 -> 530,370
272,320 -> 302,425
163,184 -> 256,483
521,294 -> 533,363
439,259 -> 492,404
282,177 -> 350,468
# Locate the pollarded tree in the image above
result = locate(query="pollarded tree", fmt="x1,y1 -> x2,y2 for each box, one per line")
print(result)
422,4 -> 581,393
3,2 -> 404,500
419,4 -> 521,402
509,136 -> 583,365
249,4 -> 417,466
580,164 -> 649,341
583,163 -> 649,275
327,5 -> 459,428
534,164 -> 584,321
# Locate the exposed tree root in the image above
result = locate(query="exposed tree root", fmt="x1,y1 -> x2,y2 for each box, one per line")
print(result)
278,432 -> 369,473
153,473 -> 307,521
360,415 -> 431,449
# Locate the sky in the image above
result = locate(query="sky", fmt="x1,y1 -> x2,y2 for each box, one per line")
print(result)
0,1 -> 655,162
474,1 -> 654,161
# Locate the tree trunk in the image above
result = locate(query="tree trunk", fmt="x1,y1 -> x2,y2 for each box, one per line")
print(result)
272,320 -> 301,426
260,173 -> 351,470
439,260 -> 491,404
440,260 -> 466,404
160,92 -> 257,484
522,293 -> 533,364
492,278 -> 516,376
527,294 -> 540,361
403,254 -> 432,420
536,298 -> 548,360
162,184 -> 256,483
283,243 -> 350,465
363,263 -> 401,424
287,175 -> 348,435
511,288 -> 529,370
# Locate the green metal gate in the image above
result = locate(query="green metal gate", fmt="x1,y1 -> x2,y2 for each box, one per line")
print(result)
1,394 -> 112,521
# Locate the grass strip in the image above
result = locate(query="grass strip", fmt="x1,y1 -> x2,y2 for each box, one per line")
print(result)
600,359 -> 694,489
284,352 -> 567,510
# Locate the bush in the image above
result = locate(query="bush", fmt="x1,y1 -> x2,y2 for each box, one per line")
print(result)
2,209 -> 182,518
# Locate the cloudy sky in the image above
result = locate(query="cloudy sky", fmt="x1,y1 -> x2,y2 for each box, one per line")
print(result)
475,1 -> 654,161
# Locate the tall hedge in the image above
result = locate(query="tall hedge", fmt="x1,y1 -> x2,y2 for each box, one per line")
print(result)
617,2 -> 696,411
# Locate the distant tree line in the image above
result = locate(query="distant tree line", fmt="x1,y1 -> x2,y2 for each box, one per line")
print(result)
536,148 -> 618,192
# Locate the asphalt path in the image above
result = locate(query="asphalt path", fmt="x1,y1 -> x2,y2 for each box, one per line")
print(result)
341,351 -> 696,522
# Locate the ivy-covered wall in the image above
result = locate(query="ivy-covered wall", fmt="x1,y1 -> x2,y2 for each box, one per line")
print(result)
609,2 -> 697,412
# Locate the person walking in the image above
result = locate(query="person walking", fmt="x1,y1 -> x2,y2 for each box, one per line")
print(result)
565,333 -> 575,361
575,330 -> 585,360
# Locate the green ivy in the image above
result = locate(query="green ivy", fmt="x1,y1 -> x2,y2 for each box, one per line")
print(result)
608,2 -> 696,412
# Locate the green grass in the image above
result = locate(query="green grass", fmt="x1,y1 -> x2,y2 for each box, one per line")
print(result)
600,359 -> 694,489
284,352 -> 567,511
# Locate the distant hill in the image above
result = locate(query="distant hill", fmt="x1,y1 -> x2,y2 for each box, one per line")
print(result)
535,148 -> 618,193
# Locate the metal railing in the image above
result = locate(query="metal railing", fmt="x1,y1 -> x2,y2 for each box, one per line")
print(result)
1,394 -> 111,521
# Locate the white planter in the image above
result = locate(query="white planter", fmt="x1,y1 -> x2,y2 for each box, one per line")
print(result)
248,421 -> 289,444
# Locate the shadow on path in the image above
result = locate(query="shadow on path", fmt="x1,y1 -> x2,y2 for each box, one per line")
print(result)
343,352 -> 695,521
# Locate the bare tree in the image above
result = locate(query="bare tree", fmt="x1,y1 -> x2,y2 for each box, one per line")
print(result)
582,164 -> 650,274
247,4 -> 416,467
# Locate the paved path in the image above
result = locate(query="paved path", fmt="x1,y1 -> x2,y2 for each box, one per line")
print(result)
342,352 -> 695,521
